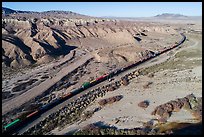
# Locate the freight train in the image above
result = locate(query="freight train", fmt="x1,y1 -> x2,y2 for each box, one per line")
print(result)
2,33 -> 186,135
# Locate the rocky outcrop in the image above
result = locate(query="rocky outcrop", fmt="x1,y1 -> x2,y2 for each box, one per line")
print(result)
143,81 -> 153,89
74,121 -> 168,135
138,100 -> 149,108
98,95 -> 123,106
151,94 -> 202,123
121,77 -> 129,86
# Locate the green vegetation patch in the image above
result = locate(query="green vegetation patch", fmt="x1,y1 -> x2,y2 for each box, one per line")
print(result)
175,50 -> 202,59
141,47 -> 202,74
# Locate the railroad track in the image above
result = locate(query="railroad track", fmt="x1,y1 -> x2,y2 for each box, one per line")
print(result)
3,33 -> 186,135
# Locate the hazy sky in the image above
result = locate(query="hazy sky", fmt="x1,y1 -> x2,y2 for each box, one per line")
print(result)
2,2 -> 202,17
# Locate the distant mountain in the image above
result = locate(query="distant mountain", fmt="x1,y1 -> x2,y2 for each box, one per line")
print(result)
100,13 -> 191,20
2,7 -> 92,19
37,10 -> 91,18
2,7 -> 39,15
154,13 -> 188,18
2,7 -> 17,14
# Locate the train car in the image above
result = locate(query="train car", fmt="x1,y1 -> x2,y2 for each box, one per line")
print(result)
160,49 -> 166,54
162,48 -> 168,53
39,103 -> 51,111
40,98 -> 61,111
52,98 -> 61,105
134,60 -> 140,66
141,57 -> 146,62
4,119 -> 20,130
106,71 -> 114,81
122,63 -> 130,71
90,79 -> 96,84
158,51 -> 161,55
114,69 -> 119,74
94,73 -> 109,83
82,82 -> 90,88
127,63 -> 134,69
40,98 -> 59,111
71,88 -> 82,95
174,43 -> 178,47
136,59 -> 142,65
96,75 -> 105,81
168,45 -> 172,49
165,47 -> 171,52
103,73 -> 109,77
13,111 -> 31,120
62,92 -> 72,99
109,71 -> 115,77
26,110 -> 39,118
132,62 -> 137,67
130,63 -> 135,68
121,66 -> 125,72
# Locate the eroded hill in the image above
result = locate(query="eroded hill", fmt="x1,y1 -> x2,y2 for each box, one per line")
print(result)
2,12 -> 179,69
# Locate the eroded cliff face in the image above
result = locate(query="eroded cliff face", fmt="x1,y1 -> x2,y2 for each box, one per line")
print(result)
2,16 -> 176,68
